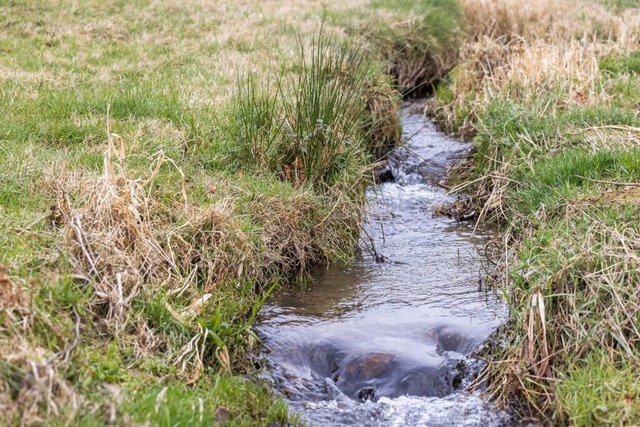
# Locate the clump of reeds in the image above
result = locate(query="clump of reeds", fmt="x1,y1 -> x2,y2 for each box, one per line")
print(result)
362,71 -> 403,159
227,28 -> 401,190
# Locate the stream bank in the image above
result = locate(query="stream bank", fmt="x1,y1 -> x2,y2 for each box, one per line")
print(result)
427,1 -> 640,423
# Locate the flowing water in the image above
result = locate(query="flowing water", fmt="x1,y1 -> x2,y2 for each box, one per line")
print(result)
258,105 -> 509,426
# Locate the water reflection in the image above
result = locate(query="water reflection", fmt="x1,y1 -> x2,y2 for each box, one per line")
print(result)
265,265 -> 368,321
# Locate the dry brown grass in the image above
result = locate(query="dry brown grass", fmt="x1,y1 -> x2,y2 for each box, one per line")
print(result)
428,0 -> 640,137
53,138 -> 182,334
461,0 -> 619,41
576,124 -> 640,150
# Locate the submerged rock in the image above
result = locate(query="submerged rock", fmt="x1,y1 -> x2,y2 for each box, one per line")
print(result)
375,164 -> 395,183
271,325 -> 477,403
333,350 -> 465,400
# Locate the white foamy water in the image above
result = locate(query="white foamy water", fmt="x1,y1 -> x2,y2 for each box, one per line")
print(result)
258,107 -> 509,426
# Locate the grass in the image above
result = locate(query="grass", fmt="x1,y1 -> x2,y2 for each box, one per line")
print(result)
509,149 -> 640,216
557,351 -> 640,426
323,0 -> 464,96
0,0 -> 464,424
119,380 -> 292,427
226,29 -> 398,190
13,0 -> 640,424
488,201 -> 640,422
600,51 -> 640,75
429,0 -> 640,424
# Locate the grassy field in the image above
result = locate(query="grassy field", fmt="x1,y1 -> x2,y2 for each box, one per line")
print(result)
4,0 -> 640,425
429,0 -> 640,424
0,0 -> 463,424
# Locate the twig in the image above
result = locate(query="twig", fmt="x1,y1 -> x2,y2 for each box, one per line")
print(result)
70,213 -> 100,279
576,175 -> 640,187
46,307 -> 81,366
580,125 -> 640,134
362,227 -> 385,263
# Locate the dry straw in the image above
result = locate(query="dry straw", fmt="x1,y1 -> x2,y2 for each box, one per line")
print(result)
429,0 -> 640,138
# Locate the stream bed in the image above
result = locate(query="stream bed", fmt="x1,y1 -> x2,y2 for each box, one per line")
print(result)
257,105 -> 509,426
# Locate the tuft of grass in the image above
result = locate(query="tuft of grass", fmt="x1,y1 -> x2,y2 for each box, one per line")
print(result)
226,73 -> 283,172
226,30 -> 401,189
279,32 -> 374,188
600,51 -> 640,75
556,351 -> 640,427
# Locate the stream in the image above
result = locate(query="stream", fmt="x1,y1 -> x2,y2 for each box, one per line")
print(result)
257,104 -> 509,426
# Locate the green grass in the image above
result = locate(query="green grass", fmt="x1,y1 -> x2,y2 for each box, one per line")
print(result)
557,351 -> 640,427
508,149 -> 640,219
600,51 -> 640,75
472,98 -> 640,174
601,0 -> 640,9
121,380 -> 291,427
0,0 -> 467,424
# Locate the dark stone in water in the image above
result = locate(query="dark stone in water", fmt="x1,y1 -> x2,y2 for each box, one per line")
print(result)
357,386 -> 376,401
344,353 -> 395,378
267,326 -> 482,402
331,352 -> 465,401
375,164 -> 395,183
